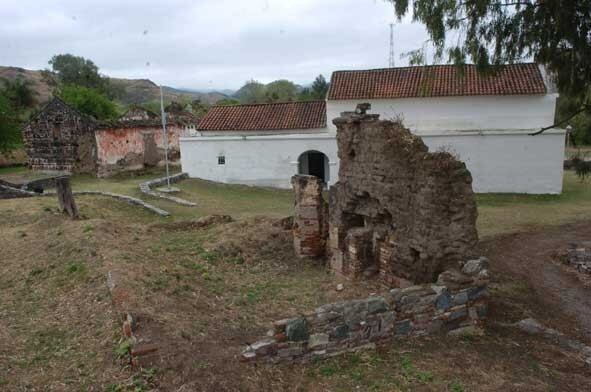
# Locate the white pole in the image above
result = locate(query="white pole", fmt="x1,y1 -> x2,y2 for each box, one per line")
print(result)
160,85 -> 171,189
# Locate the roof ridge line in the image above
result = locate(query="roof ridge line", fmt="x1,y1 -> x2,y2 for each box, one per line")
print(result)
211,100 -> 325,109
330,62 -> 539,74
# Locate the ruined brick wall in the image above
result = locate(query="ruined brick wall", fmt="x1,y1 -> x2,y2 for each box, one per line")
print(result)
329,106 -> 478,285
94,126 -> 182,177
23,98 -> 97,173
291,175 -> 328,258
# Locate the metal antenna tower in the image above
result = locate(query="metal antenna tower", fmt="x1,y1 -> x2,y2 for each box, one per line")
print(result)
389,23 -> 395,67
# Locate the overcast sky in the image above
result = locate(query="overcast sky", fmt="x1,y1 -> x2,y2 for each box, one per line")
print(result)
0,0 -> 430,90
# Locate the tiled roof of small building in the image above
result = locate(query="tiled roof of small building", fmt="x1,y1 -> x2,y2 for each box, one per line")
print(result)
327,63 -> 546,100
197,101 -> 326,131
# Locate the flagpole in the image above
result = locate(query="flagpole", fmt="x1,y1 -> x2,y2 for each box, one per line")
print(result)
160,85 -> 171,189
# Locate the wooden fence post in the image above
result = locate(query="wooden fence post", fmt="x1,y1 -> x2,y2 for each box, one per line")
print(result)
55,176 -> 79,219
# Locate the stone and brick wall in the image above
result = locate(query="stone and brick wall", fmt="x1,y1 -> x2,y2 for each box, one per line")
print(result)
328,105 -> 478,285
291,175 -> 328,258
242,257 -> 490,362
23,97 -> 97,173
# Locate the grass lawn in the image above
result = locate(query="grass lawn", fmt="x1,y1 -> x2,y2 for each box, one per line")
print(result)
1,168 -> 591,391
68,169 -> 591,237
0,165 -> 27,175
476,172 -> 591,237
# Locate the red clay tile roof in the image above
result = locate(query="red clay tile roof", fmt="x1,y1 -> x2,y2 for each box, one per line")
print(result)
197,101 -> 326,131
327,63 -> 546,100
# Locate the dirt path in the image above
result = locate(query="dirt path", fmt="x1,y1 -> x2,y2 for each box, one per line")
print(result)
480,221 -> 591,342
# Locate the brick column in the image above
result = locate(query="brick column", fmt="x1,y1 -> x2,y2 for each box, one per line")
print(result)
291,175 -> 328,258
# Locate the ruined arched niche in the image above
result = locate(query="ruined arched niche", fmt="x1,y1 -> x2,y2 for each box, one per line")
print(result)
328,104 -> 478,285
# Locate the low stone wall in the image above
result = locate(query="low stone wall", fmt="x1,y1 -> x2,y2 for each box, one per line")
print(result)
0,172 -> 68,193
242,257 -> 490,362
139,172 -> 196,207
566,242 -> 591,274
0,184 -> 36,199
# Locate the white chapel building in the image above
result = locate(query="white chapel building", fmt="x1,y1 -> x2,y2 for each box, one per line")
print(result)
180,63 -> 565,194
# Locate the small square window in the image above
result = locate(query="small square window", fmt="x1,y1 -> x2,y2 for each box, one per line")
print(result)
218,155 -> 225,165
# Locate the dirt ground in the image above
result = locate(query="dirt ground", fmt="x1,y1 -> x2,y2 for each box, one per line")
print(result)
1,195 -> 591,391
480,220 -> 591,343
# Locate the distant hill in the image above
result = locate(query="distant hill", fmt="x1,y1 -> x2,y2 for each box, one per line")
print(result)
0,66 -> 55,103
0,65 -> 228,106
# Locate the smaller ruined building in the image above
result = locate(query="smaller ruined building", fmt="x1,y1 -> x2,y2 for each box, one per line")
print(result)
23,98 -> 198,176
23,97 -> 97,172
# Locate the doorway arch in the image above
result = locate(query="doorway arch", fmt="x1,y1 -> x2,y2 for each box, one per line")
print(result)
298,150 -> 329,183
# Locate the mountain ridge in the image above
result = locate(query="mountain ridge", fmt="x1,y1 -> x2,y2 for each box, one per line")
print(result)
0,65 -> 228,106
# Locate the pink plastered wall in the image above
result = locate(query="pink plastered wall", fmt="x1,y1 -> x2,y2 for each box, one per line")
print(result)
95,126 -> 182,166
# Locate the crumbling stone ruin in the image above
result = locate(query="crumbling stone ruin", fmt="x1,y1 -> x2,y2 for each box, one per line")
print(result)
328,105 -> 478,285
244,104 -> 487,363
291,175 -> 328,258
22,98 -> 198,177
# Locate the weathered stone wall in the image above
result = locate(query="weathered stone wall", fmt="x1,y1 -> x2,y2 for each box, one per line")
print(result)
23,98 -> 97,173
94,126 -> 182,177
242,257 -> 490,362
329,105 -> 478,285
291,175 -> 328,258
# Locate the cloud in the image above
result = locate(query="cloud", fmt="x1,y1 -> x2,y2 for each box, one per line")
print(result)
0,0 -> 428,89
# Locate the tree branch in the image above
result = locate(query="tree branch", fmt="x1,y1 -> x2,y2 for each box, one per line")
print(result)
529,105 -> 590,136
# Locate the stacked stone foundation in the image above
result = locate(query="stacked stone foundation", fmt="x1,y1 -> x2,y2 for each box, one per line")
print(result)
243,257 -> 490,362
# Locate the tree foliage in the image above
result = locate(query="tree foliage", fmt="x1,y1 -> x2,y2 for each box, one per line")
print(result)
0,78 -> 37,151
216,98 -> 241,106
0,92 -> 21,151
556,95 -> 591,145
233,77 -> 328,104
234,80 -> 267,104
311,74 -> 329,100
2,78 -> 37,111
265,79 -> 299,102
58,85 -> 119,121
49,54 -> 107,91
387,0 -> 591,101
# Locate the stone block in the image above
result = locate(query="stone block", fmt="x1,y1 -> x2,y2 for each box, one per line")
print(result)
462,257 -> 490,275
448,305 -> 468,322
435,289 -> 452,311
367,296 -> 388,314
251,339 -> 277,356
286,318 -> 309,342
467,286 -> 488,301
308,333 -> 330,349
394,319 -> 412,336
452,291 -> 468,306
330,324 -> 350,340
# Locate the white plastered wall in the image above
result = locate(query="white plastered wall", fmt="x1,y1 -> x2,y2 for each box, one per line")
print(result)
326,95 -> 558,134
180,132 -> 338,189
180,93 -> 565,194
